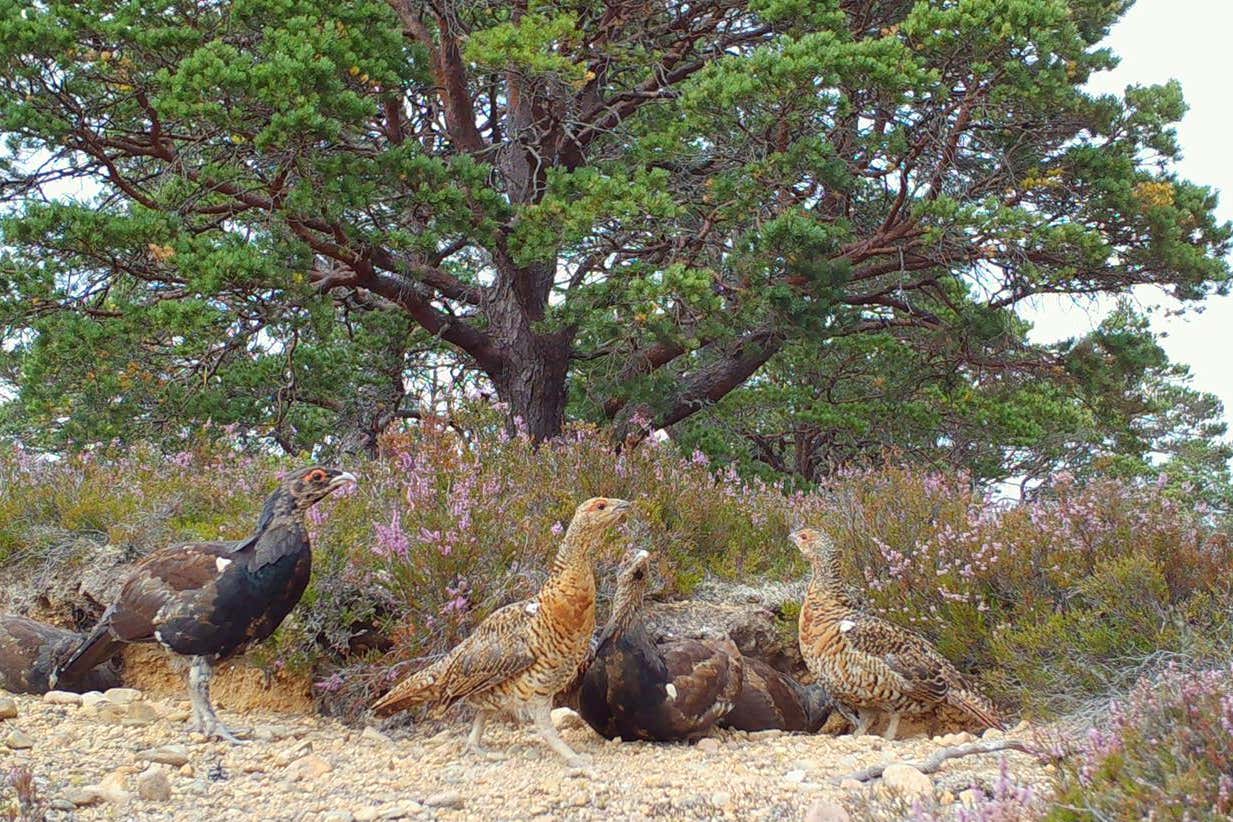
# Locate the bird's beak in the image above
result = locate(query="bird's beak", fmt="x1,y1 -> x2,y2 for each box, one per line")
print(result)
635,549 -> 650,560
613,499 -> 633,513
328,471 -> 358,490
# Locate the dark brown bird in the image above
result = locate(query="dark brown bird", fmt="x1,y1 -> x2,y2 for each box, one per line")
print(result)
0,614 -> 122,695
577,549 -> 743,742
52,466 -> 356,742
720,656 -> 835,733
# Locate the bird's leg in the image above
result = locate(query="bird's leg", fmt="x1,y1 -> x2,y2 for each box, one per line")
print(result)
530,702 -> 590,768
852,707 -> 878,737
464,711 -> 506,761
188,656 -> 247,745
882,711 -> 901,741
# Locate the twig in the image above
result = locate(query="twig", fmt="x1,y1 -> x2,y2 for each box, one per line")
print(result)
837,739 -> 1043,784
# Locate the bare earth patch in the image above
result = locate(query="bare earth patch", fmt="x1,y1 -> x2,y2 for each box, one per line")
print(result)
0,689 -> 1051,821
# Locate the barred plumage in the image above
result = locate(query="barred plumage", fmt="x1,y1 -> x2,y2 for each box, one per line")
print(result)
372,497 -> 631,766
793,528 -> 1004,740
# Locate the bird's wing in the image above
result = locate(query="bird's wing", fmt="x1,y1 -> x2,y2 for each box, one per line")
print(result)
107,540 -> 243,641
432,600 -> 537,705
840,615 -> 954,703
658,638 -> 741,729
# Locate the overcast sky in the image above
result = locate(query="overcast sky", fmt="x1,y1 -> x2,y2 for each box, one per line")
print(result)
1021,0 -> 1233,430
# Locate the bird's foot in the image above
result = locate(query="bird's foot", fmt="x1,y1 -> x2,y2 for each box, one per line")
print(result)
565,752 -> 594,770
464,741 -> 506,762
204,721 -> 250,745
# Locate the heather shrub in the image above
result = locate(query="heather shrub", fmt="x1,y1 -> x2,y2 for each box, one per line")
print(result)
1046,665 -> 1233,820
0,410 -> 1228,719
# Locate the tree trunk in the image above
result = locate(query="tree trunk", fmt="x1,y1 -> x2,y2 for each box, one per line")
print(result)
491,330 -> 571,441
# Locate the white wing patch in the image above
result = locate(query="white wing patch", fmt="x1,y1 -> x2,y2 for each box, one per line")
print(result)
215,557 -> 232,572
838,620 -> 856,633
665,683 -> 678,700
524,602 -> 540,615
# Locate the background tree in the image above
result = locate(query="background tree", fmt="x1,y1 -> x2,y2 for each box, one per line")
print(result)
0,0 -> 1229,449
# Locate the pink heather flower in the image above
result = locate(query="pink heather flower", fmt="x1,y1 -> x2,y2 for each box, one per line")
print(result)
551,521 -> 564,536
690,449 -> 710,467
373,510 -> 411,559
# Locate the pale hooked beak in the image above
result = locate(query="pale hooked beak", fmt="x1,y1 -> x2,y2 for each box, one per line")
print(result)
328,471 -> 358,490
613,499 -> 633,513
635,549 -> 650,560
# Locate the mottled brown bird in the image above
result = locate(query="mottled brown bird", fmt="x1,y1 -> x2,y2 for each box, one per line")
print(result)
794,528 -> 1003,740
53,466 -> 356,742
577,549 -> 744,742
720,656 -> 834,733
373,497 -> 631,766
0,614 -> 122,695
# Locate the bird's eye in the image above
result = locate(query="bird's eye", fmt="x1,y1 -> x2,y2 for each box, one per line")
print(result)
307,469 -> 327,483
633,570 -> 644,580
596,502 -> 606,510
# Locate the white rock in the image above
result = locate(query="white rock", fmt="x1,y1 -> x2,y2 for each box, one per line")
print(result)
424,790 -> 464,809
79,691 -> 108,709
321,813 -> 354,822
881,763 -> 932,798
838,778 -> 864,792
696,737 -> 721,753
4,729 -> 33,749
0,696 -> 16,720
43,690 -> 82,706
353,808 -> 380,822
784,769 -> 807,784
805,800 -> 851,822
710,791 -> 732,807
361,725 -> 392,745
136,766 -> 172,802
103,687 -> 142,705
138,744 -> 190,767
551,706 -> 586,731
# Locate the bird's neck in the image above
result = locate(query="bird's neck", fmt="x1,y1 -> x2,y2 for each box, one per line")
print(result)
252,491 -> 309,564
603,588 -> 646,644
541,527 -> 601,602
807,554 -> 846,603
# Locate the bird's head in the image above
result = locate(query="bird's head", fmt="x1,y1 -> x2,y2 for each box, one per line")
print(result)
615,548 -> 652,595
790,527 -> 835,561
283,466 -> 358,509
569,497 -> 633,534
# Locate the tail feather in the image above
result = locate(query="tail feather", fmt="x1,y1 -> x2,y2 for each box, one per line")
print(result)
51,616 -> 120,688
371,665 -> 442,716
950,688 -> 1005,731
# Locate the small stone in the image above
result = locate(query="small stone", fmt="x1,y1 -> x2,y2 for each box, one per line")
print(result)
122,701 -> 160,726
64,787 -> 105,807
747,729 -> 783,740
49,799 -> 76,812
881,763 -> 932,798
959,789 -> 980,809
104,687 -> 142,705
784,769 -> 807,784
0,696 -> 16,720
79,691 -> 109,709
360,725 -> 391,745
939,790 -> 956,805
805,800 -> 851,822
179,764 -> 194,777
43,690 -> 82,706
839,779 -> 863,792
551,707 -> 586,731
285,753 -> 333,781
322,813 -> 354,822
163,708 -> 191,723
4,729 -> 33,749
136,766 -> 172,802
695,737 -> 720,753
139,744 -> 190,767
983,727 -> 1004,740
353,808 -> 379,822
424,790 -> 464,809
710,791 -> 731,807
93,703 -> 127,724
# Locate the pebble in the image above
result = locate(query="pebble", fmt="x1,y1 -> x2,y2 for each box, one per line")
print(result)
322,813 -> 354,822
784,769 -> 807,784
881,763 -> 932,798
122,701 -> 161,726
285,753 -> 333,780
4,729 -> 34,749
839,778 -> 864,792
710,791 -> 732,807
139,744 -> 190,767
696,737 -> 721,753
959,788 -> 981,808
79,691 -> 109,709
939,789 -> 956,804
425,790 -> 464,809
136,766 -> 173,802
550,707 -> 586,731
43,690 -> 82,706
805,800 -> 851,822
360,725 -> 392,745
0,696 -> 16,720
49,798 -> 75,812
983,727 -> 1004,740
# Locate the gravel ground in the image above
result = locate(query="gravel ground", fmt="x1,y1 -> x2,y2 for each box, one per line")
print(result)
0,689 -> 1051,821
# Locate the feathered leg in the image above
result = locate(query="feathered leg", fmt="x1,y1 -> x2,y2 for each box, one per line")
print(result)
464,710 -> 506,761
852,707 -> 878,737
530,701 -> 589,768
882,711 -> 901,741
188,656 -> 246,745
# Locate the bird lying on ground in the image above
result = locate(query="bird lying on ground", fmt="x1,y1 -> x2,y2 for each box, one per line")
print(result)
793,527 -> 1004,740
577,548 -> 744,742
52,466 -> 356,742
372,497 -> 632,766
0,613 -> 122,695
720,655 -> 835,733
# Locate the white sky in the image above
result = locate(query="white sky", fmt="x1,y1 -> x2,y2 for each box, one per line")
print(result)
1021,0 -> 1233,431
